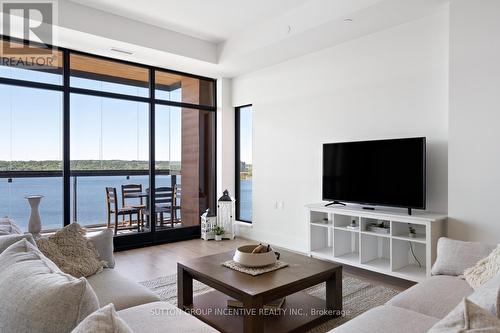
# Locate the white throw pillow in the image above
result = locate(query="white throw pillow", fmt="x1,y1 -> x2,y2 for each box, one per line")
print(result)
428,298 -> 500,332
0,233 -> 36,253
0,217 -> 23,234
0,239 -> 100,333
469,272 -> 500,317
465,244 -> 500,289
87,228 -> 115,268
431,237 -> 494,276
71,304 -> 133,333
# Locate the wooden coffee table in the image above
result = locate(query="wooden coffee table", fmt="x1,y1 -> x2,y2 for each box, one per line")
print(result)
177,249 -> 342,333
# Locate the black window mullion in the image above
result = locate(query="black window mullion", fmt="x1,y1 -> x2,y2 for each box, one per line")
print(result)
62,49 -> 71,226
235,107 -> 241,221
0,77 -> 63,91
68,86 -> 150,104
154,98 -> 216,112
66,86 -> 217,112
149,69 -> 156,234
212,81 -> 218,212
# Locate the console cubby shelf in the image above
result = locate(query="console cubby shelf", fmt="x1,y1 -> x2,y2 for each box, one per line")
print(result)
306,203 -> 447,282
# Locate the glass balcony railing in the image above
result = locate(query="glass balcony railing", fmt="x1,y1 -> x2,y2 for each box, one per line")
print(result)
0,170 -> 181,234
0,176 -> 63,232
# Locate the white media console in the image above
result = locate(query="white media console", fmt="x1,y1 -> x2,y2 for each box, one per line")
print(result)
306,203 -> 447,282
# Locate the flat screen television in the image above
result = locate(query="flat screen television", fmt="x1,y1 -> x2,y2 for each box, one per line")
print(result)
322,137 -> 426,211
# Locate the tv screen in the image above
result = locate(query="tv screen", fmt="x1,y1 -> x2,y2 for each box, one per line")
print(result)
322,137 -> 426,209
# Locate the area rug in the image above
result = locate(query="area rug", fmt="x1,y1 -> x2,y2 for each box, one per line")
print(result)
140,273 -> 399,333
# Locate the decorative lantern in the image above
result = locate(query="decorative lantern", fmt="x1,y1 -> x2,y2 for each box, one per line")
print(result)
217,190 -> 235,240
200,209 -> 217,241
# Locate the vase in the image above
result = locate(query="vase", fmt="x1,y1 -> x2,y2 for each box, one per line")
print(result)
215,234 -> 222,241
26,195 -> 43,236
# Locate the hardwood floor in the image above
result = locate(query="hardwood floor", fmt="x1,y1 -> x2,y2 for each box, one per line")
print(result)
114,238 -> 414,291
114,237 -> 251,281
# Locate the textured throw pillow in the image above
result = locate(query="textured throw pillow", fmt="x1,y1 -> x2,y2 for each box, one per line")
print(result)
87,228 -> 115,268
428,298 -> 500,333
0,239 -> 99,333
465,244 -> 500,289
432,237 -> 494,276
36,223 -> 106,277
469,272 -> 500,317
71,304 -> 133,333
0,217 -> 23,235
0,233 -> 36,253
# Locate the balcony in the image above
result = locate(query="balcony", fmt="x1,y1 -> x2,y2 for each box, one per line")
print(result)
0,169 -> 183,235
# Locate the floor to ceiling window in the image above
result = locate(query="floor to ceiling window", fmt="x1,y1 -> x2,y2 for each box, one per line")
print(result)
235,105 -> 253,222
0,36 -> 216,248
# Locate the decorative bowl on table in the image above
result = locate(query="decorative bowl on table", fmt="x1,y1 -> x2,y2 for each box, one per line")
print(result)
233,245 -> 280,268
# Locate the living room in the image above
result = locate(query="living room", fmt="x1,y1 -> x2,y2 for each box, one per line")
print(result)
1,0 -> 499,332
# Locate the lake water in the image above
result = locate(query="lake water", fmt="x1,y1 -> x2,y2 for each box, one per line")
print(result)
0,176 -> 252,231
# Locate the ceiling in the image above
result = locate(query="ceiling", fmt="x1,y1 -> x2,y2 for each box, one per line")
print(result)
4,0 -> 451,78
68,0 -> 309,43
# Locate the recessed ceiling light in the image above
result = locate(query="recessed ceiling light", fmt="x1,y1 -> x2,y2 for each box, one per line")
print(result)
110,48 -> 134,55
344,18 -> 354,23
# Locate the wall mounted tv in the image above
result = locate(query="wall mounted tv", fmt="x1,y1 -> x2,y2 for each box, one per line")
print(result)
322,137 -> 426,214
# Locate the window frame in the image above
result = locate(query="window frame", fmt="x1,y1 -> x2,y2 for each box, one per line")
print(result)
235,104 -> 253,223
0,34 -> 217,248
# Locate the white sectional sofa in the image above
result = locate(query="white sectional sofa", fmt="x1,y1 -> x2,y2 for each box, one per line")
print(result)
86,264 -> 216,332
331,275 -> 474,332
2,216 -> 497,333
0,219 -> 217,333
331,238 -> 498,332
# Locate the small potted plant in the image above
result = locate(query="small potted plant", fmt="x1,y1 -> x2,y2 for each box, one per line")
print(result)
408,224 -> 417,238
212,225 -> 225,241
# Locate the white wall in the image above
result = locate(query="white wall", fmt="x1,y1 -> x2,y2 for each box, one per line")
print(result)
231,9 -> 449,253
217,78 -> 235,199
448,0 -> 500,243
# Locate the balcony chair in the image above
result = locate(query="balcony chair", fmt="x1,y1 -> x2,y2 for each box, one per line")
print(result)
144,187 -> 174,228
121,184 -> 146,230
105,187 -> 141,235
172,184 -> 182,224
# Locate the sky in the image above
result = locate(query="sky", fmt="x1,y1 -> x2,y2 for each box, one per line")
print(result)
0,66 -> 181,163
239,105 -> 252,164
0,65 -> 252,165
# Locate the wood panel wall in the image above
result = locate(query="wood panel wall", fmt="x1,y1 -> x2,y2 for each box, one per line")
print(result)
181,78 -> 201,226
180,78 -> 215,226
